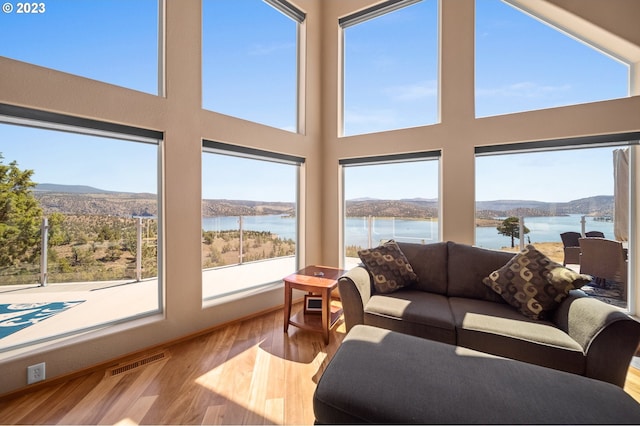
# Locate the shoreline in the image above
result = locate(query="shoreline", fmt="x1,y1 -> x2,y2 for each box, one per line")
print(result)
498,242 -> 564,263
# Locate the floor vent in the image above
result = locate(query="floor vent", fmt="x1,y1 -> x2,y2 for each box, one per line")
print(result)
107,350 -> 169,377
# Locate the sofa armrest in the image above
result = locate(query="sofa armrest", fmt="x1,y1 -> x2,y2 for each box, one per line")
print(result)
554,290 -> 640,387
338,266 -> 373,332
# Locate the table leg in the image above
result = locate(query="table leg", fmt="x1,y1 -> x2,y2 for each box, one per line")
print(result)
284,282 -> 292,333
321,288 -> 330,344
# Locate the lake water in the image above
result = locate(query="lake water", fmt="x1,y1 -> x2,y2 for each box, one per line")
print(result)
202,215 -> 297,241
202,214 -> 615,250
475,215 -> 614,249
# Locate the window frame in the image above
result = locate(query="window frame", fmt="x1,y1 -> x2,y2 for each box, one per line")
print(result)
0,0 -> 163,96
339,0 -> 439,137
475,133 -> 640,314
201,139 -> 304,302
474,0 -> 631,118
339,150 -> 442,266
0,103 -> 164,352
201,0 -> 306,133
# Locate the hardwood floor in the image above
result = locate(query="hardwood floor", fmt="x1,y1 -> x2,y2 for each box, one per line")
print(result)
624,362 -> 640,404
0,303 -> 347,425
0,303 -> 639,425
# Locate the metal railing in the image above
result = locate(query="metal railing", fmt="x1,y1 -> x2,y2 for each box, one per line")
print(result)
34,216 -> 150,287
349,215 -> 438,250
202,215 -> 297,269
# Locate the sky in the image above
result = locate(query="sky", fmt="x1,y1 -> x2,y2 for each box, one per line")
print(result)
0,0 -> 632,202
344,160 -> 439,201
343,0 -> 438,135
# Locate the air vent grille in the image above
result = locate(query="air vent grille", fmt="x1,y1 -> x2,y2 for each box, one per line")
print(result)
107,350 -> 169,377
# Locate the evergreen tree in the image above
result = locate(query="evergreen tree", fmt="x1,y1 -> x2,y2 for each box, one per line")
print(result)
0,154 -> 43,266
496,216 -> 530,248
47,212 -> 67,246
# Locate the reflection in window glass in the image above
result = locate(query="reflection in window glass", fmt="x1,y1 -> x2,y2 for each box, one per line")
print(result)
342,0 -> 439,136
475,0 -> 628,117
0,0 -> 159,95
475,145 -> 630,310
0,121 -> 161,352
202,151 -> 298,300
343,159 -> 440,268
202,0 -> 298,132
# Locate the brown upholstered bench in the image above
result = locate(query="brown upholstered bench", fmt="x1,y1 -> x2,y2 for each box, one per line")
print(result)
313,325 -> 640,424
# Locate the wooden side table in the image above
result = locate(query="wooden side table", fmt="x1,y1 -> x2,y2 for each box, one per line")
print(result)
283,265 -> 347,344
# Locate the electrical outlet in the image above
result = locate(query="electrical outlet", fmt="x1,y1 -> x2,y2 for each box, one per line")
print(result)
27,362 -> 46,384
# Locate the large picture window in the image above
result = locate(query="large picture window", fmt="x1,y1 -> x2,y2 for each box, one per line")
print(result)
0,0 -> 161,95
0,106 -> 162,352
341,0 -> 439,136
341,153 -> 440,268
475,136 -> 639,311
202,0 -> 303,132
202,141 -> 301,302
475,0 -> 629,117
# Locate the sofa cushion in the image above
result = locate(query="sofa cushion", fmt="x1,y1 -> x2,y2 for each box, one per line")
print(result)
449,297 -> 585,375
397,241 -> 448,295
313,325 -> 640,425
364,290 -> 456,344
358,240 -> 419,294
482,245 -> 592,320
446,242 -> 513,303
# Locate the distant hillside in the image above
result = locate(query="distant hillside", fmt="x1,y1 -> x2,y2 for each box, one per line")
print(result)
475,196 -> 613,219
31,184 -> 613,219
35,183 -> 115,194
33,184 -> 294,217
474,200 -> 551,211
346,196 -> 613,218
201,199 -> 295,217
346,198 -> 438,218
34,191 -> 158,216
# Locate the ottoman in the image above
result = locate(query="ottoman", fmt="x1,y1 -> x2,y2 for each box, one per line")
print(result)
313,325 -> 640,424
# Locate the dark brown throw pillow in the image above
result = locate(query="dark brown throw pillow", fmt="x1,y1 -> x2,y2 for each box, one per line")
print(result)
482,245 -> 591,320
358,240 -> 418,294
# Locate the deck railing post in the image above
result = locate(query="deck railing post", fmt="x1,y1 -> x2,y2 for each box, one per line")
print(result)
519,216 -> 525,251
40,217 -> 48,287
239,215 -> 244,264
136,217 -> 142,282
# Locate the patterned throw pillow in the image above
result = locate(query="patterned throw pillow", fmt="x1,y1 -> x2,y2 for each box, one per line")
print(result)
358,240 -> 418,294
482,245 -> 592,320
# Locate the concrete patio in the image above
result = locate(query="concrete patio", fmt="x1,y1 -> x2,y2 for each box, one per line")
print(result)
0,256 -> 297,353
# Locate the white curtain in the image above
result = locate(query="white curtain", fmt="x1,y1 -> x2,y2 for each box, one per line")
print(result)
613,148 -> 629,241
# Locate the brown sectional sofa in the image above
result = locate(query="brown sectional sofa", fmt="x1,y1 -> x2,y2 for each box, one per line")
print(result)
338,241 -> 640,387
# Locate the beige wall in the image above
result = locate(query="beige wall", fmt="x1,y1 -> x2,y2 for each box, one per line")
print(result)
0,0 -> 639,396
